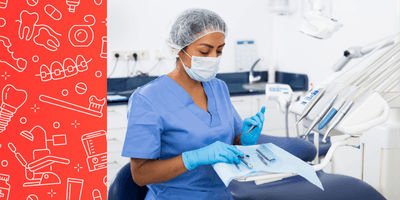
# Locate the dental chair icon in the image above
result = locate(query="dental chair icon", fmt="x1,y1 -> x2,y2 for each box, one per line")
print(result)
8,142 -> 70,187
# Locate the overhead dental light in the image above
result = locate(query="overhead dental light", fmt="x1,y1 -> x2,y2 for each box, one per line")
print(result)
299,0 -> 342,40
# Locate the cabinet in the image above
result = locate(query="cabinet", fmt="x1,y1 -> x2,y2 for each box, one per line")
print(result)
107,104 -> 129,189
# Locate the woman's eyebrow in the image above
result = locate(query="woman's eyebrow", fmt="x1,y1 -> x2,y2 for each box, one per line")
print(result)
199,43 -> 226,48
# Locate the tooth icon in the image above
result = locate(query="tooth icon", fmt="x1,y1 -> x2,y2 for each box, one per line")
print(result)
0,36 -> 27,72
50,61 -> 65,80
76,55 -> 88,72
33,27 -> 60,51
0,84 -> 28,133
40,64 -> 52,81
17,10 -> 39,41
63,58 -> 78,77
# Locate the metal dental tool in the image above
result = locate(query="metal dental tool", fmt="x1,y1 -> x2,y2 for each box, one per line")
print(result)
258,154 -> 268,166
242,125 -> 256,135
238,155 -> 252,169
302,93 -> 338,139
234,162 -> 241,170
256,149 -> 275,162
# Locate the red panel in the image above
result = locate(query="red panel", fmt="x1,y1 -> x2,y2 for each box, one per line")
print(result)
0,0 -> 107,199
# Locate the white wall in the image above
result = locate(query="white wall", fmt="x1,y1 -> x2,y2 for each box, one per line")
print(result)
108,0 -> 274,78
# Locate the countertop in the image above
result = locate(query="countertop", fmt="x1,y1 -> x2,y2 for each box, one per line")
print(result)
107,71 -> 308,105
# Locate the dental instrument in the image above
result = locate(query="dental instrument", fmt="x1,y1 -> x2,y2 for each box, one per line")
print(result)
295,85 -> 327,125
242,125 -> 256,135
302,93 -> 338,139
234,162 -> 241,170
318,77 -> 376,130
295,32 -> 400,128
258,154 -> 268,166
238,155 -> 253,169
321,62 -> 400,142
301,32 -> 400,139
256,149 -> 275,162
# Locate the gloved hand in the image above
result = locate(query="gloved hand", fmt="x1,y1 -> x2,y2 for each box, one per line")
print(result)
241,106 -> 266,146
182,141 -> 244,170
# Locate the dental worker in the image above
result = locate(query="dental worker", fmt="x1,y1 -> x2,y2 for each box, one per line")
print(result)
122,8 -> 265,200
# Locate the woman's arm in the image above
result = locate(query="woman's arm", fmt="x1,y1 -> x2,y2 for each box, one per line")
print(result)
130,155 -> 188,186
233,134 -> 242,145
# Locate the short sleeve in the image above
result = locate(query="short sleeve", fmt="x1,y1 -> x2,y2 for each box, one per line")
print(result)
121,92 -> 163,159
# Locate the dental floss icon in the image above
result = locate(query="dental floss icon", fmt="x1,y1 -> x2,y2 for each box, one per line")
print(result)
68,15 -> 95,47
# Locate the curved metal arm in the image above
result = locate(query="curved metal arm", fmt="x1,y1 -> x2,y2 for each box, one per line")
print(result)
332,37 -> 395,72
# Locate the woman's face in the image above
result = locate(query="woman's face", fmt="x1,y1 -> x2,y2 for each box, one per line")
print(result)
178,32 -> 225,69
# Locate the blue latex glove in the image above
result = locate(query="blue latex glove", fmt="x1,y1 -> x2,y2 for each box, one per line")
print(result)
182,141 -> 244,170
241,106 -> 266,146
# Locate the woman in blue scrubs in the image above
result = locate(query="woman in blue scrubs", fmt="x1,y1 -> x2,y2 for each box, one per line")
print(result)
122,8 -> 265,200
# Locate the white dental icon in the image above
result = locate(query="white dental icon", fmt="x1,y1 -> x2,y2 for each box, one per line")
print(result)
8,142 -> 70,187
38,55 -> 91,82
100,36 -> 106,58
81,130 -> 107,172
16,10 -> 61,51
0,18 -> 6,27
66,178 -> 84,200
0,84 -> 28,133
0,0 -> 8,9
0,35 -> 28,72
66,0 -> 80,12
26,0 -> 38,6
39,95 -> 105,118
92,189 -> 102,200
44,4 -> 62,21
68,15 -> 95,47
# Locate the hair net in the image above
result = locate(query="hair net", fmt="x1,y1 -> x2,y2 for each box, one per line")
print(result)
162,8 -> 227,59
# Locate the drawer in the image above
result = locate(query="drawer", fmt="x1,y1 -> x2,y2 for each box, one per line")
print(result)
107,151 -> 121,163
230,96 -> 252,118
107,162 -> 123,187
108,139 -> 124,153
107,105 -> 128,130
107,128 -> 127,142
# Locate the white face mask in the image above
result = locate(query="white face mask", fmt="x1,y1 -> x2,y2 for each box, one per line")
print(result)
179,50 -> 221,82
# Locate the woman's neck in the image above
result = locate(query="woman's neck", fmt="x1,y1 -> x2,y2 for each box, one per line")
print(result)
167,64 -> 202,91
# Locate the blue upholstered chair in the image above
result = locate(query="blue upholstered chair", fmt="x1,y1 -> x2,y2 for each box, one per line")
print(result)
256,134 -> 317,162
108,162 -> 148,200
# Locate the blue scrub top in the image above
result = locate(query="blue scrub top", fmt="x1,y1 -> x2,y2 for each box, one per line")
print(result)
122,75 -> 243,200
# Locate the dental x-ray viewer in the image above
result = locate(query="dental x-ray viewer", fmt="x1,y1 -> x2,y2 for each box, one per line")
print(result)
121,8 -> 265,200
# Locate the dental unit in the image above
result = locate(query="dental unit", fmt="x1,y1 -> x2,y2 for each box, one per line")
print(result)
298,32 -> 400,140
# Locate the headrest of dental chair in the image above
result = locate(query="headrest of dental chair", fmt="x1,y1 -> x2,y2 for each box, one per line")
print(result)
108,162 -> 148,200
229,170 -> 386,200
257,135 -> 317,162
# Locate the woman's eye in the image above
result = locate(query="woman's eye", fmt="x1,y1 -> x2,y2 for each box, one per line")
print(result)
200,51 -> 208,55
217,51 -> 223,54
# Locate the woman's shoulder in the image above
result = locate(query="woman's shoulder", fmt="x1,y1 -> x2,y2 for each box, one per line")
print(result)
129,75 -> 169,102
135,75 -> 168,95
208,78 -> 229,90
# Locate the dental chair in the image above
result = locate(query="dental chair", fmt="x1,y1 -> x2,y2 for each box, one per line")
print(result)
109,162 -> 385,200
256,134 -> 318,162
108,162 -> 148,200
